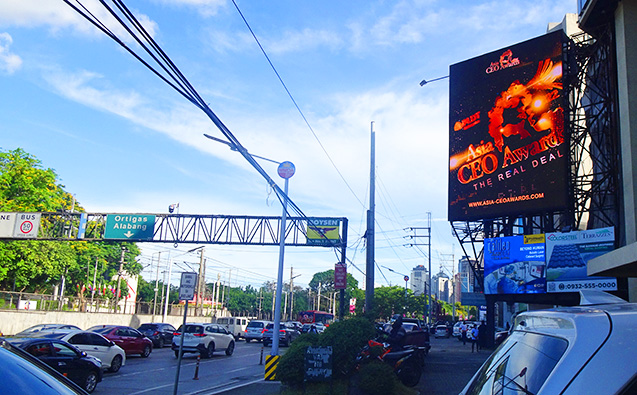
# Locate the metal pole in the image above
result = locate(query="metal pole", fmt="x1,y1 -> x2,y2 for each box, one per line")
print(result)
173,301 -> 188,395
115,247 -> 125,313
271,176 -> 289,356
163,257 -> 172,322
428,212 -> 432,325
365,121 -> 375,314
339,218 -> 348,320
152,252 -> 161,321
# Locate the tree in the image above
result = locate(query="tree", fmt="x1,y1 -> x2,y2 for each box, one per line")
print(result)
0,148 -> 142,298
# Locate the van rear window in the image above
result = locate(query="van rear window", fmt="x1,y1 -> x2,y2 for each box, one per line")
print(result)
464,331 -> 568,395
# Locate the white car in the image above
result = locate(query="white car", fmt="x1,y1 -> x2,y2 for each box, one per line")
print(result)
460,291 -> 637,395
172,323 -> 235,358
42,331 -> 126,373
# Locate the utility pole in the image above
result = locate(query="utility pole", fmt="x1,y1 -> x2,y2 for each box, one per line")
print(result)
197,248 -> 205,315
365,121 -> 376,314
408,212 -> 432,325
115,247 -> 126,313
152,252 -> 162,321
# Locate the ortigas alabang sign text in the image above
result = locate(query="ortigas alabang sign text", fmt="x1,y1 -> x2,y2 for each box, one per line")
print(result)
448,31 -> 569,221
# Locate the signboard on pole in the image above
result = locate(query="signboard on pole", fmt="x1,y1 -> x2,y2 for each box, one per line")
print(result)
179,272 -> 198,301
307,218 -> 341,246
334,263 -> 347,289
305,346 -> 332,382
104,214 -> 155,240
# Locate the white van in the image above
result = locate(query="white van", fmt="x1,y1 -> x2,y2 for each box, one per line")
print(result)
215,317 -> 250,339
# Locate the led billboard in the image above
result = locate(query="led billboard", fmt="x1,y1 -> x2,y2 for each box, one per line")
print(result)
448,31 -> 569,221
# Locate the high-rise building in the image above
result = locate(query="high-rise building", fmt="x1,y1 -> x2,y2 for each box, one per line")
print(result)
458,256 -> 477,294
410,265 -> 427,295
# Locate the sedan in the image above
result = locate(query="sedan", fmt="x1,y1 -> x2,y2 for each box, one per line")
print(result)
0,338 -> 87,395
138,322 -> 176,348
41,330 -> 126,373
7,337 -> 103,393
15,324 -> 82,337
262,322 -> 301,347
88,325 -> 152,358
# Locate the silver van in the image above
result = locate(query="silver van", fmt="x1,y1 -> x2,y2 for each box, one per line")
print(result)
215,317 -> 249,339
460,291 -> 637,395
244,320 -> 272,343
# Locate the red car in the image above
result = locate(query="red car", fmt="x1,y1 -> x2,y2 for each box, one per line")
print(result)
87,325 -> 152,358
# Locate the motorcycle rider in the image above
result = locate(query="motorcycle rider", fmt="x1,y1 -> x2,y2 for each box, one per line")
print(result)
387,315 -> 406,350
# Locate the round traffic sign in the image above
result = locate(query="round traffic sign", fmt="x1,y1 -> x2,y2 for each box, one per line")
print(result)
277,161 -> 295,179
404,275 -> 410,282
19,220 -> 33,234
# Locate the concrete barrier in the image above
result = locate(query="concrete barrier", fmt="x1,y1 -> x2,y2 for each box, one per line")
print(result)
0,310 -> 187,336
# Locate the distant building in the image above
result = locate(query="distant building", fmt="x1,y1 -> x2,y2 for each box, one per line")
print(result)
433,270 -> 450,302
410,265 -> 427,296
458,256 -> 477,294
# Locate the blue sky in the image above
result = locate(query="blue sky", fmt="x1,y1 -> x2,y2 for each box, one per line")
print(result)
0,0 -> 576,291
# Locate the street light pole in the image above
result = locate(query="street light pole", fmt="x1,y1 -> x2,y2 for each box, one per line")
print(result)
271,161 -> 295,357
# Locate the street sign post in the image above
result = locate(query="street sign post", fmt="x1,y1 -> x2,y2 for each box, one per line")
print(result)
174,272 -> 198,395
104,214 -> 155,240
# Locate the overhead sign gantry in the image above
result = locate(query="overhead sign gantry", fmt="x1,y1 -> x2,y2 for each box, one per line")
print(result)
0,212 -> 347,249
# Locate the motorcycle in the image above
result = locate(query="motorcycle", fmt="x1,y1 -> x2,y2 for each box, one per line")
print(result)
353,338 -> 425,387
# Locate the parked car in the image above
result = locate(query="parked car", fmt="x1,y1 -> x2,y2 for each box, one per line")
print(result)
172,323 -> 235,358
434,324 -> 451,338
7,336 -> 103,393
262,322 -> 301,347
40,330 -> 126,373
244,320 -> 272,343
0,338 -> 88,394
15,324 -> 82,337
137,323 -> 176,348
301,323 -> 326,333
460,291 -> 637,395
87,325 -> 152,358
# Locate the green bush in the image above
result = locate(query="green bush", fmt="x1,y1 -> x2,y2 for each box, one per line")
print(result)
318,317 -> 377,378
277,317 -> 377,386
358,360 -> 398,395
276,335 -> 319,385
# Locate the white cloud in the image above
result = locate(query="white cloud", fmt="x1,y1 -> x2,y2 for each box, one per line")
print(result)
154,0 -> 226,17
0,1 -> 158,42
0,33 -> 21,73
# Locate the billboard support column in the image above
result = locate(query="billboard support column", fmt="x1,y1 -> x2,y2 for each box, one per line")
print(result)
485,294 -> 496,349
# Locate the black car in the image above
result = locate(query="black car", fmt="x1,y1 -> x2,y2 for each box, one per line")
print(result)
8,337 -> 103,393
0,338 -> 87,395
262,322 -> 301,347
138,323 -> 176,348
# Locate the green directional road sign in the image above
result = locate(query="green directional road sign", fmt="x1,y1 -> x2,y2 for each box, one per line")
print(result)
104,214 -> 155,240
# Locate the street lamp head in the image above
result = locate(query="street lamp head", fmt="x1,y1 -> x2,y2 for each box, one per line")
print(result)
419,75 -> 449,87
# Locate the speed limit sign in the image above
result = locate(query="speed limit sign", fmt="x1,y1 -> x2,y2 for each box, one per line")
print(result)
13,213 -> 41,238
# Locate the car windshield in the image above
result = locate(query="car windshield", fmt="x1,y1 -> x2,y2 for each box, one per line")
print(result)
89,326 -> 113,335
138,324 -> 158,330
